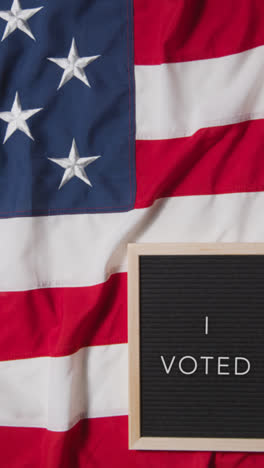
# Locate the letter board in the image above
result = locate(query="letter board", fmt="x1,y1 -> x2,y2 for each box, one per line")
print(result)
128,243 -> 264,451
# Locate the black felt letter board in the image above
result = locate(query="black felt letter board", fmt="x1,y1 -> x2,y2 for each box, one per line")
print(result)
139,254 -> 264,439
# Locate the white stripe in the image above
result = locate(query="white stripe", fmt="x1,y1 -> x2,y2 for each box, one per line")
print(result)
0,343 -> 128,431
1,191 -> 264,291
135,45 -> 264,140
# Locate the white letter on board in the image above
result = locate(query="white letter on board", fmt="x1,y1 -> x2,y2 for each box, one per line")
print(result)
218,357 -> 230,375
178,356 -> 197,375
200,356 -> 214,375
160,355 -> 176,374
235,357 -> 251,375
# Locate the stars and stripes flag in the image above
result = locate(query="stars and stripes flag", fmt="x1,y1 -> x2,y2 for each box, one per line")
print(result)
0,0 -> 264,467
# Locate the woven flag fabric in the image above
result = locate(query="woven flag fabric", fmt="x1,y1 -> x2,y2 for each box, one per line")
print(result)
1,0 -> 264,467
0,0 -> 135,216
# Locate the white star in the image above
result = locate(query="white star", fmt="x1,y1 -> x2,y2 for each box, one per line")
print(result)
48,38 -> 100,90
48,139 -> 101,190
0,92 -> 42,143
0,0 -> 43,42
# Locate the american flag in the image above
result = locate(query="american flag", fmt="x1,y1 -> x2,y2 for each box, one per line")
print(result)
0,0 -> 264,466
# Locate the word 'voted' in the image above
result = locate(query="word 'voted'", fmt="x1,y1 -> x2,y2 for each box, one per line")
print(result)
160,355 -> 251,375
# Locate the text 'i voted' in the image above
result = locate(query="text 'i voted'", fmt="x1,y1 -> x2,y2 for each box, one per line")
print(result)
160,316 -> 251,376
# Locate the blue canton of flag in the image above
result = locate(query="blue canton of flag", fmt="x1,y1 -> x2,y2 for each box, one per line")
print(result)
0,0 -> 135,217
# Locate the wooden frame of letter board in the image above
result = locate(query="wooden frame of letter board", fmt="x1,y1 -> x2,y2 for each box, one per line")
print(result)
128,242 -> 264,452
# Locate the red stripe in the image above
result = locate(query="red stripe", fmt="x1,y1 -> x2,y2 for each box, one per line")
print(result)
0,273 -> 127,360
1,417 -> 264,468
135,120 -> 264,209
134,0 -> 264,65
0,417 -> 212,468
